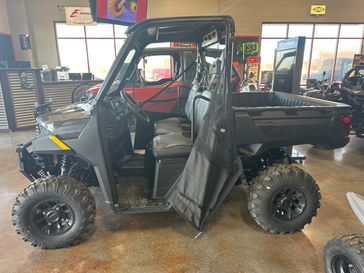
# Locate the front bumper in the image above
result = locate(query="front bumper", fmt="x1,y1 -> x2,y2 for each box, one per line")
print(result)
16,140 -> 39,181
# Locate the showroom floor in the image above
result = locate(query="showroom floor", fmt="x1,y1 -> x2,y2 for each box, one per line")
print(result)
0,130 -> 363,273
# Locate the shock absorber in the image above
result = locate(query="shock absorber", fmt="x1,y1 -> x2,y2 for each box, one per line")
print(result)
60,155 -> 70,176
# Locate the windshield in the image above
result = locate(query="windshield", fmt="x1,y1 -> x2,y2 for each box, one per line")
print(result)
105,48 -> 137,95
277,55 -> 295,71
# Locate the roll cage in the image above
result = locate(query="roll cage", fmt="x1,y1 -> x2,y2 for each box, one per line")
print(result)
92,16 -> 235,206
93,16 -> 234,103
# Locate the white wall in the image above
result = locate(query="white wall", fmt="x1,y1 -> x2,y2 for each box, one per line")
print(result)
24,0 -> 89,67
148,0 -> 364,36
6,0 -> 33,63
6,0 -> 88,67
0,0 -> 10,34
5,0 -> 364,67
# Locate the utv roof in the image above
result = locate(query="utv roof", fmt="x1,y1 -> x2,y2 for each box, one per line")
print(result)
126,16 -> 235,43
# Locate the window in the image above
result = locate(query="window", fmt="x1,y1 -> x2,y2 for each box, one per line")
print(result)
261,23 -> 364,84
310,39 -> 337,80
138,55 -> 173,82
288,24 -> 313,38
105,48 -> 137,95
115,49 -> 136,83
57,39 -> 88,73
277,55 -> 295,71
335,39 -> 362,80
55,23 -> 128,79
261,24 -> 287,38
260,39 -> 282,72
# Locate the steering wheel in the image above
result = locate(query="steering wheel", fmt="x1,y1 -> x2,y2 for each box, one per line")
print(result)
120,91 -> 150,123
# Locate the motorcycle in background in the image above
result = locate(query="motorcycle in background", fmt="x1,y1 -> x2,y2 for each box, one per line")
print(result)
303,69 -> 364,137
306,84 -> 364,137
306,71 -> 330,91
304,80 -> 343,102
304,71 -> 342,101
240,72 -> 259,92
261,72 -> 272,92
240,72 -> 272,92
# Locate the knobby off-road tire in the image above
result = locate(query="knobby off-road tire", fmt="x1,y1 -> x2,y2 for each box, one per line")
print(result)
248,164 -> 321,234
12,176 -> 96,249
323,234 -> 364,273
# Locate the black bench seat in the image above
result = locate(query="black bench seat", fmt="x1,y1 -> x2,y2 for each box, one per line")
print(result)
153,81 -> 202,135
152,132 -> 193,158
152,90 -> 212,158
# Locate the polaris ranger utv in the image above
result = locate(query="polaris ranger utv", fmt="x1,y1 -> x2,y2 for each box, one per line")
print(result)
13,16 -> 352,249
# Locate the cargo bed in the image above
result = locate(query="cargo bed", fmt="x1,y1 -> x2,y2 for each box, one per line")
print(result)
232,91 -> 352,156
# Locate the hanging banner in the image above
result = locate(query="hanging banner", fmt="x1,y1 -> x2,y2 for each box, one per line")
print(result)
171,42 -> 196,48
93,0 -> 148,26
65,7 -> 95,25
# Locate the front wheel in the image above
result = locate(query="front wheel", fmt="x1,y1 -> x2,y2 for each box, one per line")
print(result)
323,235 -> 364,273
248,164 -> 321,234
72,83 -> 93,103
12,176 -> 96,249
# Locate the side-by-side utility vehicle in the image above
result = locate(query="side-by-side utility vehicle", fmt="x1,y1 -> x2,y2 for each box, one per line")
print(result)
13,16 -> 352,249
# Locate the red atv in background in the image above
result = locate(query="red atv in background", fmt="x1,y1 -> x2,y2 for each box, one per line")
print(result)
73,47 -> 241,115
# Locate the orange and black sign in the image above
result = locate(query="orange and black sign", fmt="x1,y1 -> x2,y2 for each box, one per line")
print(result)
171,42 -> 196,48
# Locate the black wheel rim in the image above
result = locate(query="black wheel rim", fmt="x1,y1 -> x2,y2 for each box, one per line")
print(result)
272,187 -> 306,221
332,254 -> 359,273
30,200 -> 75,236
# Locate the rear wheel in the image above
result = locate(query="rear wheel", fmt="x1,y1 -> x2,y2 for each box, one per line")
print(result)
248,164 -> 320,234
323,235 -> 364,273
12,176 -> 96,249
